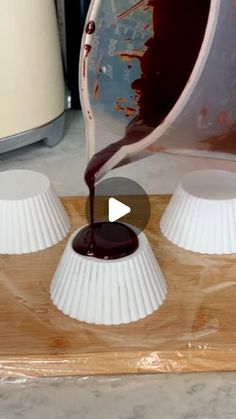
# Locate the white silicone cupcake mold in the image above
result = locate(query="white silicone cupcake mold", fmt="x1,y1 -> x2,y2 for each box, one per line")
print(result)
50,227 -> 167,325
160,169 -> 236,255
0,169 -> 70,254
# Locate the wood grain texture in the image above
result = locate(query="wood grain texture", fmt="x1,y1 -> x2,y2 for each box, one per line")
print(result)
1,196 -> 236,378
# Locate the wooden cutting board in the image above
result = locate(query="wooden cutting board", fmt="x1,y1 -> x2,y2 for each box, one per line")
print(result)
1,195 -> 236,378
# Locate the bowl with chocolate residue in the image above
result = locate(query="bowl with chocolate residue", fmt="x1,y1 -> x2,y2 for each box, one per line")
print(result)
80,0 -> 236,178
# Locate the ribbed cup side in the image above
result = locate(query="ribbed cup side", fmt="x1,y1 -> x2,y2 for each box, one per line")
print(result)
0,185 -> 70,254
160,185 -> 236,254
50,230 -> 167,325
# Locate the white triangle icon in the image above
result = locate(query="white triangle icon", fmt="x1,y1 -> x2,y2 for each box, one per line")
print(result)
108,197 -> 131,222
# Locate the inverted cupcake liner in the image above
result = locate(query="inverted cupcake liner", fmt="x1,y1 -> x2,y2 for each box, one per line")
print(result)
50,227 -> 167,325
160,170 -> 236,254
0,170 -> 70,254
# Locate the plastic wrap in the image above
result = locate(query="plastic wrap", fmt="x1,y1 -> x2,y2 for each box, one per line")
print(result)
1,195 -> 236,380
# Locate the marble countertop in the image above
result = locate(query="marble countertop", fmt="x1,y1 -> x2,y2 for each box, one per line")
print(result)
1,373 -> 236,419
1,110 -> 236,419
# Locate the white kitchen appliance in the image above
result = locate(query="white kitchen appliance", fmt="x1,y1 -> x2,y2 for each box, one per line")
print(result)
0,0 -> 65,153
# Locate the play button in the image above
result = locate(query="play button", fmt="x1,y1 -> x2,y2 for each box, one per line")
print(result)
109,198 -> 131,222
85,176 -> 151,235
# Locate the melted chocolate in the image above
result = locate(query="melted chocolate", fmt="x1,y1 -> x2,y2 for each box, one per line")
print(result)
86,21 -> 96,35
74,1 -> 210,260
72,222 -> 138,260
200,122 -> 236,153
134,0 -> 210,127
